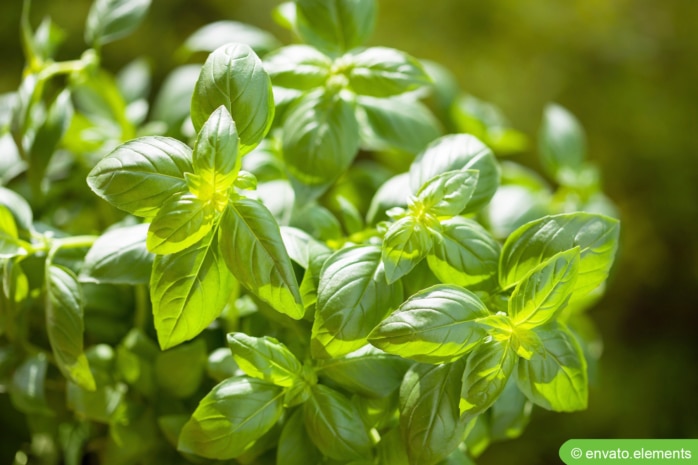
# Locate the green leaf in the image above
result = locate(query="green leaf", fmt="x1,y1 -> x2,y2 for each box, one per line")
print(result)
85,0 -> 151,46
80,223 -> 153,285
151,228 -> 235,349
516,324 -> 588,412
426,216 -> 500,290
0,205 -> 27,259
0,187 -> 33,234
191,43 -> 274,155
369,284 -> 488,364
304,384 -> 372,461
219,198 -> 304,319
87,136 -> 193,217
182,20 -> 281,57
146,192 -> 216,255
277,408 -> 322,465
150,65 -> 200,133
178,377 -> 284,460
377,428 -> 410,465
356,96 -> 441,154
509,248 -> 580,328
155,338 -> 207,398
10,353 -> 53,415
316,345 -> 412,398
382,215 -> 434,284
498,213 -> 620,301
409,134 -> 500,212
539,103 -> 586,183
27,89 -> 73,195
399,360 -> 469,465
66,345 -> 126,423
46,265 -> 96,391
264,45 -> 332,90
282,89 -> 359,187
192,105 -> 240,194
459,338 -> 516,417
312,245 -> 403,358
226,332 -> 303,387
415,169 -> 479,217
345,47 -> 430,97
294,0 -> 376,55
489,375 -> 532,441
366,173 -> 410,225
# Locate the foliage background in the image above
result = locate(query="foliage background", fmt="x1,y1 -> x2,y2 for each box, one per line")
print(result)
1,0 -> 697,463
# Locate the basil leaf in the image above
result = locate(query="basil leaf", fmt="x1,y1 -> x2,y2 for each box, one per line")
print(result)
489,375 -> 532,441
154,338 -> 207,399
399,360 -> 468,465
277,408 -> 322,465
356,96 -> 441,154
264,45 -> 332,90
516,324 -> 588,412
10,353 -> 53,415
182,20 -> 281,57
459,338 -> 516,417
303,384 -> 372,461
415,169 -> 479,217
146,192 -> 216,255
219,198 -> 304,320
369,284 -> 488,364
66,345 -> 126,423
46,265 -> 96,391
191,43 -> 274,155
80,223 -> 153,285
377,427 -> 410,465
426,216 -> 500,290
539,103 -> 586,183
316,345 -> 411,398
151,228 -> 235,349
178,377 -> 284,460
382,215 -> 434,284
312,245 -> 403,359
366,173 -> 410,225
0,187 -> 33,235
282,89 -> 359,187
294,0 -> 376,55
499,213 -> 620,301
509,248 -> 580,328
27,89 -> 73,195
85,0 -> 151,47
87,136 -> 193,217
192,105 -> 240,192
280,226 -> 332,269
226,332 -> 303,387
409,134 -> 500,212
150,65 -> 200,134
0,206 -> 27,259
344,47 -> 430,97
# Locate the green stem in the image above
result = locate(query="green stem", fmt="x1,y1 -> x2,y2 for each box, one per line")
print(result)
134,285 -> 149,330
46,235 -> 98,264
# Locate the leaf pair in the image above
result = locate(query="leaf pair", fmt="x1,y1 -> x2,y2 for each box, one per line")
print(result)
180,332 -> 374,462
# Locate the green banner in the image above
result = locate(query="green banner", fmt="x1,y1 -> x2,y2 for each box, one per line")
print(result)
560,439 -> 698,464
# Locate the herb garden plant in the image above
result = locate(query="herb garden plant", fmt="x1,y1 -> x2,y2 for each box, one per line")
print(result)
0,0 -> 620,464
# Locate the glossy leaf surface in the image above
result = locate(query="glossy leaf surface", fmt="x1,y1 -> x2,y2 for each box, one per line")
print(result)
191,43 -> 274,155
219,198 -> 304,319
369,284 -> 489,364
178,377 -> 284,459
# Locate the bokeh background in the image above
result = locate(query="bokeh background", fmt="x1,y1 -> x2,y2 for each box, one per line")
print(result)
1,0 -> 697,463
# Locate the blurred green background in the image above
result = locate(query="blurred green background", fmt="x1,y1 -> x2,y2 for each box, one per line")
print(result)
2,0 -> 697,463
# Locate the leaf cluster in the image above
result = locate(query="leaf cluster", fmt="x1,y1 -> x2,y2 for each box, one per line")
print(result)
0,1 -> 620,464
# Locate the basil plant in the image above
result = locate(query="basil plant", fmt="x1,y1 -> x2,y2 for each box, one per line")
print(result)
0,0 -> 619,464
